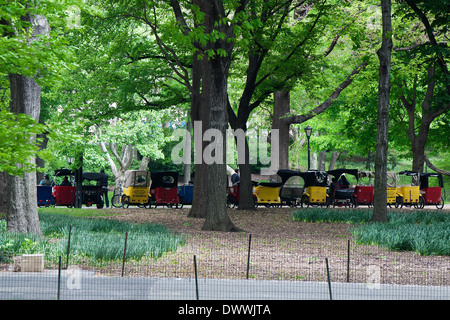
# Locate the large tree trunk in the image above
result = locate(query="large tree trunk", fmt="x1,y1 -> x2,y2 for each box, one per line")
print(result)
6,13 -> 49,235
202,64 -> 236,231
372,0 -> 392,223
7,74 -> 42,235
201,0 -> 238,231
189,50 -> 209,218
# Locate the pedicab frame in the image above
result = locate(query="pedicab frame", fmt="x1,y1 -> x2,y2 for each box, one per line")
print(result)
112,170 -> 151,208
327,169 -> 358,208
419,172 -> 445,209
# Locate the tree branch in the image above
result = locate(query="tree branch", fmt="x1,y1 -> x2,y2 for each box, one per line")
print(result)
424,154 -> 450,176
287,61 -> 368,124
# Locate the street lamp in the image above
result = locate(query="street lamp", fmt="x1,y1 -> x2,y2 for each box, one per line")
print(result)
304,125 -> 312,170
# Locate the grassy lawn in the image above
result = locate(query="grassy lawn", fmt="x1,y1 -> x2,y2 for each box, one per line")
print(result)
292,208 -> 450,256
0,207 -> 186,266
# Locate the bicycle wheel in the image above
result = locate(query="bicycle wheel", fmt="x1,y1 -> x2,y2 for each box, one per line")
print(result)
121,195 -> 130,208
436,197 -> 444,210
111,194 -> 123,208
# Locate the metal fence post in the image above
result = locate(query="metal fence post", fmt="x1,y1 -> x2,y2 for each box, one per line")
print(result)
57,256 -> 61,300
246,234 -> 252,279
194,255 -> 199,300
121,232 -> 128,277
347,239 -> 350,282
65,225 -> 72,269
326,258 -> 332,300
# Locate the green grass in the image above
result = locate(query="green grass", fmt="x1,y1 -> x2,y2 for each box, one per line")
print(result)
292,208 -> 450,256
0,208 -> 186,266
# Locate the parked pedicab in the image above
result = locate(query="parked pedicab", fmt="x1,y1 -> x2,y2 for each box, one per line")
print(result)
81,172 -> 106,209
395,171 -> 421,208
327,169 -> 358,207
112,170 -> 151,208
277,169 -> 305,207
352,171 -> 374,207
51,169 -> 76,207
178,184 -> 194,206
419,172 -> 445,209
149,171 -> 182,208
299,170 -> 329,208
37,185 -> 54,207
254,181 -> 283,207
386,171 -> 398,207
227,181 -> 258,208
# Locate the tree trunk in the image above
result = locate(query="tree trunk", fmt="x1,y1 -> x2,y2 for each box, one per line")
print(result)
201,0 -> 238,231
318,151 -> 327,171
272,91 -> 291,171
189,50 -> 209,218
202,56 -> 238,231
7,74 -> 42,235
100,141 -> 134,188
372,0 -> 392,223
6,12 -> 49,235
400,64 -> 449,173
183,120 -> 192,184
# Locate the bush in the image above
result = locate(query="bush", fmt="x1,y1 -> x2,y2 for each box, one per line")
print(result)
291,208 -> 450,256
0,211 -> 186,265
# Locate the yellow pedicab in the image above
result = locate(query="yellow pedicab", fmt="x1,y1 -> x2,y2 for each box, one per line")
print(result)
112,170 -> 151,208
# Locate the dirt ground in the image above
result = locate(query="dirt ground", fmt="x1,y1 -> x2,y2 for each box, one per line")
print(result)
101,206 -> 450,286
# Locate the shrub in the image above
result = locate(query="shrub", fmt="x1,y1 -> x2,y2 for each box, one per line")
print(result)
291,208 -> 450,256
0,211 -> 185,265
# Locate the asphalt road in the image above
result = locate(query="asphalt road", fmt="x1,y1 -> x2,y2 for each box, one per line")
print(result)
1,270 -> 448,300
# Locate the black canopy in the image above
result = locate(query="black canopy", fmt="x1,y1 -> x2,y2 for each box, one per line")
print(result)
419,172 -> 444,188
327,169 -> 359,179
54,169 -> 73,177
151,171 -> 178,188
82,172 -> 107,182
277,169 -> 304,185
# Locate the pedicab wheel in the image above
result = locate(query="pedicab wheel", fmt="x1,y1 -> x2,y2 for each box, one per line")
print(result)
326,197 -> 331,208
227,195 -> 237,208
436,197 -> 444,210
414,197 -> 423,209
144,198 -> 151,209
253,196 -> 258,209
121,195 -> 130,208
418,196 -> 425,209
111,194 -> 123,208
300,195 -> 309,208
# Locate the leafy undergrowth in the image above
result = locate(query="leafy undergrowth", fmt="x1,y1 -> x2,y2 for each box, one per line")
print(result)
0,209 -> 186,266
292,208 -> 450,256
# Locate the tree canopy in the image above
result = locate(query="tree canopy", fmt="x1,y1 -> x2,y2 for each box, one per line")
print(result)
1,0 -> 448,232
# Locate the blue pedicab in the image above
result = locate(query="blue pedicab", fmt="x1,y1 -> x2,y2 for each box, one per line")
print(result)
37,185 -> 54,207
178,184 -> 193,205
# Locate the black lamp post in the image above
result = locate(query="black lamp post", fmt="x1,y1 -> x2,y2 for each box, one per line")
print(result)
304,125 -> 312,170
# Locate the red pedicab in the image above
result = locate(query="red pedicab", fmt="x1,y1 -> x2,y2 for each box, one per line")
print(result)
419,172 -> 445,210
149,171 -> 182,208
353,171 -> 375,207
51,169 -> 76,207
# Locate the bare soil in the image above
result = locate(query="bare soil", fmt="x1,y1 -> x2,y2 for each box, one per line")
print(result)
99,206 -> 450,286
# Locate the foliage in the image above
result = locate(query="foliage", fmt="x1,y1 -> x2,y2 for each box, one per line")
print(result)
0,0 -> 81,176
0,210 -> 186,265
292,208 -> 450,256
0,108 -> 48,175
0,0 -> 79,84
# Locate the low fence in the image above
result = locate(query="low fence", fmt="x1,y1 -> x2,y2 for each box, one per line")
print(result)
1,231 -> 449,300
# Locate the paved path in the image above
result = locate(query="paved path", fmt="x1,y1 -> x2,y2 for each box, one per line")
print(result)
1,270 -> 448,300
